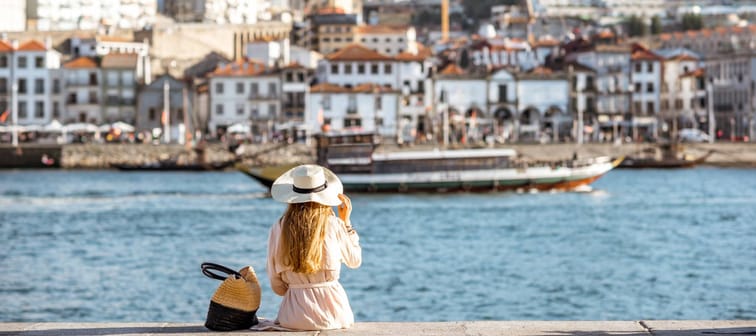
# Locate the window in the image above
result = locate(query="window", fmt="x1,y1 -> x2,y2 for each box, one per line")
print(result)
0,55 -> 7,68
297,73 -> 304,82
89,90 -> 98,104
334,38 -> 342,42
331,64 -> 339,74
18,101 -> 28,118
322,37 -> 331,42
89,72 -> 97,85
384,64 -> 392,74
286,72 -> 293,82
268,104 -> 277,117
361,38 -> 367,43
646,62 -> 653,73
35,79 -> 44,94
646,82 -> 654,93
0,78 -> 7,93
385,38 -> 391,42
372,38 -> 379,43
344,118 -> 362,127
216,104 -> 224,115
250,83 -> 258,96
345,64 -> 352,74
18,56 -> 27,68
35,101 -> 44,118
322,95 -> 331,110
215,82 -> 224,94
236,82 -> 244,94
646,102 -> 654,115
498,84 -> 508,102
674,99 -> 683,109
357,64 -> 365,74
348,95 -> 357,112
371,64 -> 379,74
236,104 -> 244,115
375,96 -> 382,110
398,38 -> 404,42
269,83 -> 277,97
386,49 -> 391,54
634,101 -> 641,114
634,82 -> 641,93
662,100 -> 669,110
52,102 -> 60,118
18,78 -> 26,94
35,56 -> 44,68
634,63 -> 642,73
149,108 -> 156,121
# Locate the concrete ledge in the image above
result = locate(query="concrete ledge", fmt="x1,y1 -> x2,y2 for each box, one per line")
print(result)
1,321 -> 754,336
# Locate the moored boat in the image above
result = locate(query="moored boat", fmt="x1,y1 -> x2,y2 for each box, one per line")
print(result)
617,143 -> 713,169
238,133 -> 622,193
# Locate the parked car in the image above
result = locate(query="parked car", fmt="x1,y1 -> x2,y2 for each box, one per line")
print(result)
678,128 -> 710,142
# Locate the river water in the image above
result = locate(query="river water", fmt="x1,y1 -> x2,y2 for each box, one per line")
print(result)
1,168 -> 755,322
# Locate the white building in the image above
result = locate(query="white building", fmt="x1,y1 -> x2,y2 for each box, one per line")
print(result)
430,64 -> 489,144
516,68 -> 570,142
355,25 -> 416,56
0,0 -> 26,32
27,0 -> 157,31
470,38 -> 540,71
395,45 -> 433,142
207,60 -> 282,140
630,47 -> 663,140
101,54 -> 139,124
319,44 -> 399,89
0,39 -> 63,126
305,83 -> 398,136
62,57 -> 102,124
70,36 -> 152,84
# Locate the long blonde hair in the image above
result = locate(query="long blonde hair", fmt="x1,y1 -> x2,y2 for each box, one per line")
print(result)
278,202 -> 332,274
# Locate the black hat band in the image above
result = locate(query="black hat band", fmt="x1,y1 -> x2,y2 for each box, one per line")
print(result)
293,181 -> 328,194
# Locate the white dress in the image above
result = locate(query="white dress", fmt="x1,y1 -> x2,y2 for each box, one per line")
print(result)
267,215 -> 362,330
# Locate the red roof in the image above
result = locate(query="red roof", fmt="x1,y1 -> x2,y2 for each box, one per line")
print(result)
395,43 -> 432,62
210,59 -> 267,77
0,40 -> 13,52
17,40 -> 47,52
631,49 -> 663,61
439,63 -> 465,76
326,44 -> 394,62
310,83 -> 351,93
680,68 -> 705,78
63,57 -> 98,69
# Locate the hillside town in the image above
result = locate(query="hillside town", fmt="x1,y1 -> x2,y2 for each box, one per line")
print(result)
1,0 -> 755,147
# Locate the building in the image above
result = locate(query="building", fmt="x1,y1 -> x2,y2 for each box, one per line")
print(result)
26,0 -> 158,31
0,0 -> 26,32
567,62 -> 598,143
565,42 -> 632,142
395,45 -> 433,142
61,57 -> 102,124
0,39 -> 63,126
101,54 -> 139,124
355,25 -> 416,56
319,44 -> 399,88
652,25 -> 756,58
515,67 -> 570,142
304,7 -> 359,53
630,45 -> 663,140
430,64 -> 489,145
207,60 -> 281,140
135,74 -> 186,139
280,63 -> 313,129
305,83 -> 398,136
658,52 -> 707,136
69,35 -> 152,84
702,54 -> 753,141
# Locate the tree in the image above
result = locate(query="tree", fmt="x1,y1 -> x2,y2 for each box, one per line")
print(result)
625,15 -> 648,37
461,0 -> 519,21
681,13 -> 703,30
651,15 -> 662,34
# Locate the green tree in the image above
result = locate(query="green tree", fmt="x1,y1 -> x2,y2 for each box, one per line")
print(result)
681,13 -> 703,30
462,0 -> 519,20
625,15 -> 648,37
651,15 -> 662,34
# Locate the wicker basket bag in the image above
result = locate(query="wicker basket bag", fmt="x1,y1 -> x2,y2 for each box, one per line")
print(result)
201,262 -> 261,331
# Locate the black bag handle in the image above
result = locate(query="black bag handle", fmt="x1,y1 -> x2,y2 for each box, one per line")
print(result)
201,262 -> 242,281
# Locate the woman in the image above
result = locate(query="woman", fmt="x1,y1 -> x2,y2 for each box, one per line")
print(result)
267,164 -> 362,330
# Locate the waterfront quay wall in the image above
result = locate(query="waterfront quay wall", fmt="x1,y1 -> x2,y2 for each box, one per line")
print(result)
1,320 -> 754,336
58,142 -> 756,169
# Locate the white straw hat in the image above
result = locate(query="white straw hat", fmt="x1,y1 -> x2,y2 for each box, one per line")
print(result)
271,164 -> 343,206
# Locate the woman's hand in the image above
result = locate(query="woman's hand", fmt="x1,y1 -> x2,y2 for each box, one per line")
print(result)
337,194 -> 352,223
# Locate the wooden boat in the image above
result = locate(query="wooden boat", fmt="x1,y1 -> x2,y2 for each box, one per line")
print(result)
617,143 -> 713,169
238,132 -> 623,193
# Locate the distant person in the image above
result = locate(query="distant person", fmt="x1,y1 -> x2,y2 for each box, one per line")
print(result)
267,165 -> 362,330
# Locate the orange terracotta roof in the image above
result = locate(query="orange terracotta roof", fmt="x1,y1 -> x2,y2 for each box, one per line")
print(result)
326,44 -> 394,62
313,6 -> 345,15
355,25 -> 409,35
97,35 -> 133,43
310,83 -> 350,93
533,38 -> 560,47
596,30 -> 615,39
439,63 -> 465,76
0,40 -> 13,52
17,40 -> 46,52
395,43 -> 432,61
529,66 -> 553,75
281,62 -> 306,69
101,53 -> 138,68
631,49 -> 662,61
667,54 -> 698,61
211,59 -> 267,77
352,83 -> 397,93
659,33 -> 672,41
63,56 -> 98,69
680,68 -> 705,78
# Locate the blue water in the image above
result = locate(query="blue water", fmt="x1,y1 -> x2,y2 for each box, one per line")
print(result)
1,168 -> 755,322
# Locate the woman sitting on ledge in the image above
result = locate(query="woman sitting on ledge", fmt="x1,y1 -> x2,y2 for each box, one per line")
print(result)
267,164 -> 362,330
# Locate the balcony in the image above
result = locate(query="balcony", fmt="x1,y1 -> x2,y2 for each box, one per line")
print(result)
248,93 -> 279,100
346,107 -> 358,115
66,79 -> 98,87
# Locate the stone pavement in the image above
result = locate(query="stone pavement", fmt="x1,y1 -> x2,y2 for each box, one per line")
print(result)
1,321 -> 754,336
